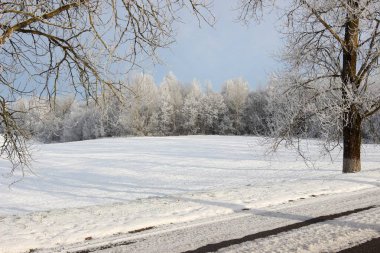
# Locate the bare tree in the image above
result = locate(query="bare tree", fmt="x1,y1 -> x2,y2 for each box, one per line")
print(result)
239,0 -> 380,173
0,0 -> 213,176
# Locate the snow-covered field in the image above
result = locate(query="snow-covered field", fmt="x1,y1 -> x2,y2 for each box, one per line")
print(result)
0,136 -> 379,253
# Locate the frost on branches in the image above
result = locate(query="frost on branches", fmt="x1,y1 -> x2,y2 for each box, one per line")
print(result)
240,0 -> 380,173
0,0 -> 212,176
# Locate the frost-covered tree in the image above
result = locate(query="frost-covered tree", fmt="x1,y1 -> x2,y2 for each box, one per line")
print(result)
98,89 -> 129,138
127,74 -> 159,135
62,103 -> 104,142
201,92 -> 229,134
243,91 -> 270,136
158,73 -> 184,134
239,0 -> 380,173
0,0 -> 212,175
266,76 -> 326,141
14,97 -> 74,143
182,80 -> 203,134
158,91 -> 175,135
222,78 -> 249,134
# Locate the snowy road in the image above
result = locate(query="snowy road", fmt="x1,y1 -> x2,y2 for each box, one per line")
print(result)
41,187 -> 380,253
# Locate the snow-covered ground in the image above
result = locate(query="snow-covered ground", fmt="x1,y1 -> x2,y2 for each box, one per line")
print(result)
0,136 -> 379,253
92,188 -> 380,253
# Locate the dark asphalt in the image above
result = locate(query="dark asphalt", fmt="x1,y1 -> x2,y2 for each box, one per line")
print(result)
337,237 -> 380,253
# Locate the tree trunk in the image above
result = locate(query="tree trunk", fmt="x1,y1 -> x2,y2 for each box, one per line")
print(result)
343,109 -> 362,173
341,1 -> 361,173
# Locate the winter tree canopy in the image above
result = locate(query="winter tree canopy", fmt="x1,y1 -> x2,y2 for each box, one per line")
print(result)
239,0 -> 380,173
0,0 -> 212,175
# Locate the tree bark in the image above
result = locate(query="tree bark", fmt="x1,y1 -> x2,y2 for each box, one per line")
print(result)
343,109 -> 362,173
342,1 -> 361,173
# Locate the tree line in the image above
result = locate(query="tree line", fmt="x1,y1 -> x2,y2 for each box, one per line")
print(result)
11,72 -> 379,144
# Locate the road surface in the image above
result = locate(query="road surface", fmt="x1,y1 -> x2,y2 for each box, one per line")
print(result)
39,188 -> 380,253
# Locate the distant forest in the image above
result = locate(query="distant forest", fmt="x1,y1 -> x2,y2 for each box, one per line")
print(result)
12,73 -> 380,144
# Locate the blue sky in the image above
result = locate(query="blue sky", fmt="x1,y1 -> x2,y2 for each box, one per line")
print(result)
143,1 -> 283,90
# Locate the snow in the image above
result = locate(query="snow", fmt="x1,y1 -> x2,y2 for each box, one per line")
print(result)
91,188 -> 380,253
0,136 -> 379,253
219,206 -> 380,253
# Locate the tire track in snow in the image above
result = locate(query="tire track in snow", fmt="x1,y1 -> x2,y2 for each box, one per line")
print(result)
182,205 -> 377,253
